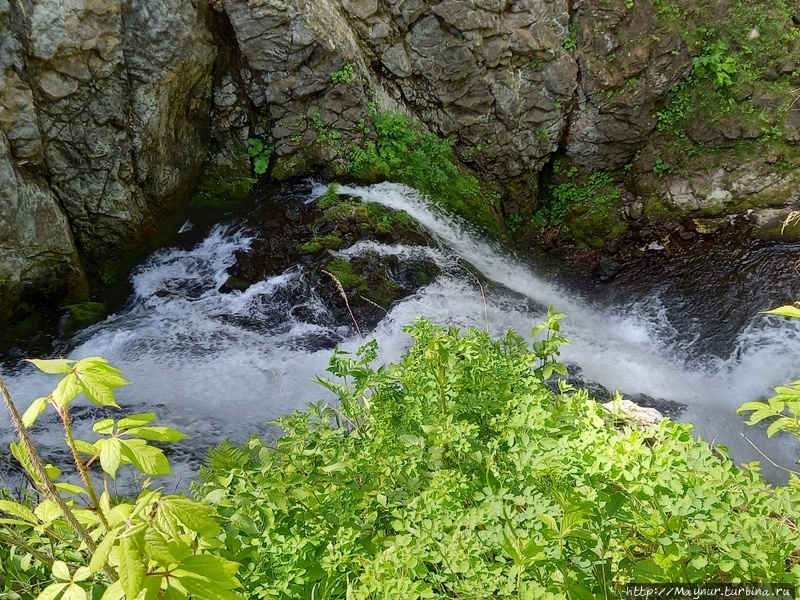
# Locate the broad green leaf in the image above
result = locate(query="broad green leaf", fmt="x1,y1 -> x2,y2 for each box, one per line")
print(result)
53,373 -> 80,408
690,556 -> 708,569
61,584 -> 88,600
52,560 -> 71,581
93,419 -> 115,434
118,413 -> 156,430
36,582 -> 68,600
162,584 -> 189,600
763,304 -> 800,319
177,575 -> 243,600
99,581 -> 124,600
124,426 -> 186,442
737,401 -> 770,414
0,499 -> 38,524
74,440 -> 97,456
120,439 -> 172,476
229,512 -> 259,535
27,358 -> 75,374
144,528 -> 177,565
78,373 -> 119,407
34,499 -> 62,524
320,461 -> 348,474
90,528 -> 120,574
119,535 -> 146,600
538,513 -> 558,533
55,482 -> 89,496
159,497 -> 220,537
179,555 -> 240,581
22,396 -> 49,427
99,437 -> 123,479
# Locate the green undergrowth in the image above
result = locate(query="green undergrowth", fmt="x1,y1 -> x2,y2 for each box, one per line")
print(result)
348,111 -> 501,236
533,162 -> 628,247
647,0 -> 800,171
195,314 -> 800,599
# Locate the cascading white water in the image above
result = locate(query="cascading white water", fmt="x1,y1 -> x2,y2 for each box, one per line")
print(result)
3,181 -> 800,488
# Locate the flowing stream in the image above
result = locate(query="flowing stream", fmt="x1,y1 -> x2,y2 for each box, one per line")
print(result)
3,181 -> 800,487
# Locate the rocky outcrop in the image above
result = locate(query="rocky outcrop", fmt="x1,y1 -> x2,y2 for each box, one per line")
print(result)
0,0 -> 215,321
0,131 -> 87,322
653,161 -> 800,240
217,0 -> 578,188
564,0 -> 690,169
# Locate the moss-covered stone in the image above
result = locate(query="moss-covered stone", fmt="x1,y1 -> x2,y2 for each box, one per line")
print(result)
66,301 -> 106,324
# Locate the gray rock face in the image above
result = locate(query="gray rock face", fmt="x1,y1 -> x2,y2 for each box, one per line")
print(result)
0,131 -> 88,322
564,0 -> 691,169
221,0 -> 577,183
0,0 -> 214,320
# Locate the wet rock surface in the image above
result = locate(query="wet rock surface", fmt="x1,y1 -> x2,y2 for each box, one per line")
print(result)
223,181 -> 441,333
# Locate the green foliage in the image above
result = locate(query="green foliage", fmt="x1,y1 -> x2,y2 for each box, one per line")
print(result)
536,170 -> 621,230
65,302 -> 106,325
653,158 -> 672,176
692,41 -> 739,88
319,183 -> 341,209
739,303 -> 800,442
0,358 -> 243,600
247,138 -> 274,176
196,313 -> 800,599
563,23 -> 578,52
330,63 -> 355,85
347,111 -> 498,235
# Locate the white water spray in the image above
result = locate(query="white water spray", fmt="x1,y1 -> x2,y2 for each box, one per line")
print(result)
3,183 -> 800,486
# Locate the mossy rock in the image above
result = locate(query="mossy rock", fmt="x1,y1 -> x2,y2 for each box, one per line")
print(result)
66,302 -> 106,324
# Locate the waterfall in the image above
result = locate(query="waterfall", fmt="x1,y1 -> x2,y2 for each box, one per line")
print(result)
3,181 -> 800,486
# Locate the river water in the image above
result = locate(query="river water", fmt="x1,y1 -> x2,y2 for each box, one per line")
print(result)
3,181 -> 800,487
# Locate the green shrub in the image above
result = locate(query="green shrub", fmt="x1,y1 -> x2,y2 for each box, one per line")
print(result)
248,137 -> 274,175
348,111 -> 497,235
196,312 -> 800,599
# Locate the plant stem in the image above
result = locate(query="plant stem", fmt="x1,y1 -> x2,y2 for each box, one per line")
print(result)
0,370 -> 118,583
0,531 -> 55,566
59,404 -> 110,530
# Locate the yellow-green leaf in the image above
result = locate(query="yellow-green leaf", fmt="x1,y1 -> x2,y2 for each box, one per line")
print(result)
22,396 -> 49,427
53,373 -> 80,408
27,358 -> 75,374
0,499 -> 38,524
119,535 -> 146,600
36,582 -> 68,600
118,414 -> 156,430
90,528 -> 120,574
52,560 -> 71,581
763,304 -> 800,319
99,437 -> 123,479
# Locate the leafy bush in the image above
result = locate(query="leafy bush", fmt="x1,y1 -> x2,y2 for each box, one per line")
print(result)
348,111 -> 497,235
0,359 -> 242,600
248,138 -> 274,175
196,313 -> 800,599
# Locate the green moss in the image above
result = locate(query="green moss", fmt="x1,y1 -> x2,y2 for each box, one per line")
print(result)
66,302 -> 106,324
346,111 -> 501,236
325,259 -> 367,292
298,235 -> 343,255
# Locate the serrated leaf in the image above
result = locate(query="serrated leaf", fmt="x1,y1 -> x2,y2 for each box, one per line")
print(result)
78,373 -> 119,408
27,358 -> 75,374
53,373 -> 80,408
737,401 -> 770,414
118,414 -> 156,430
0,499 -> 38,524
143,528 -> 177,565
124,426 -> 186,442
178,555 -> 240,583
119,535 -> 146,600
90,528 -> 119,574
74,440 -> 98,456
159,497 -> 220,537
22,396 -> 49,427
37,582 -> 68,600
93,419 -> 115,434
120,440 -> 172,476
99,437 -> 122,479
538,513 -> 558,533
766,418 -> 790,438
55,482 -> 88,496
